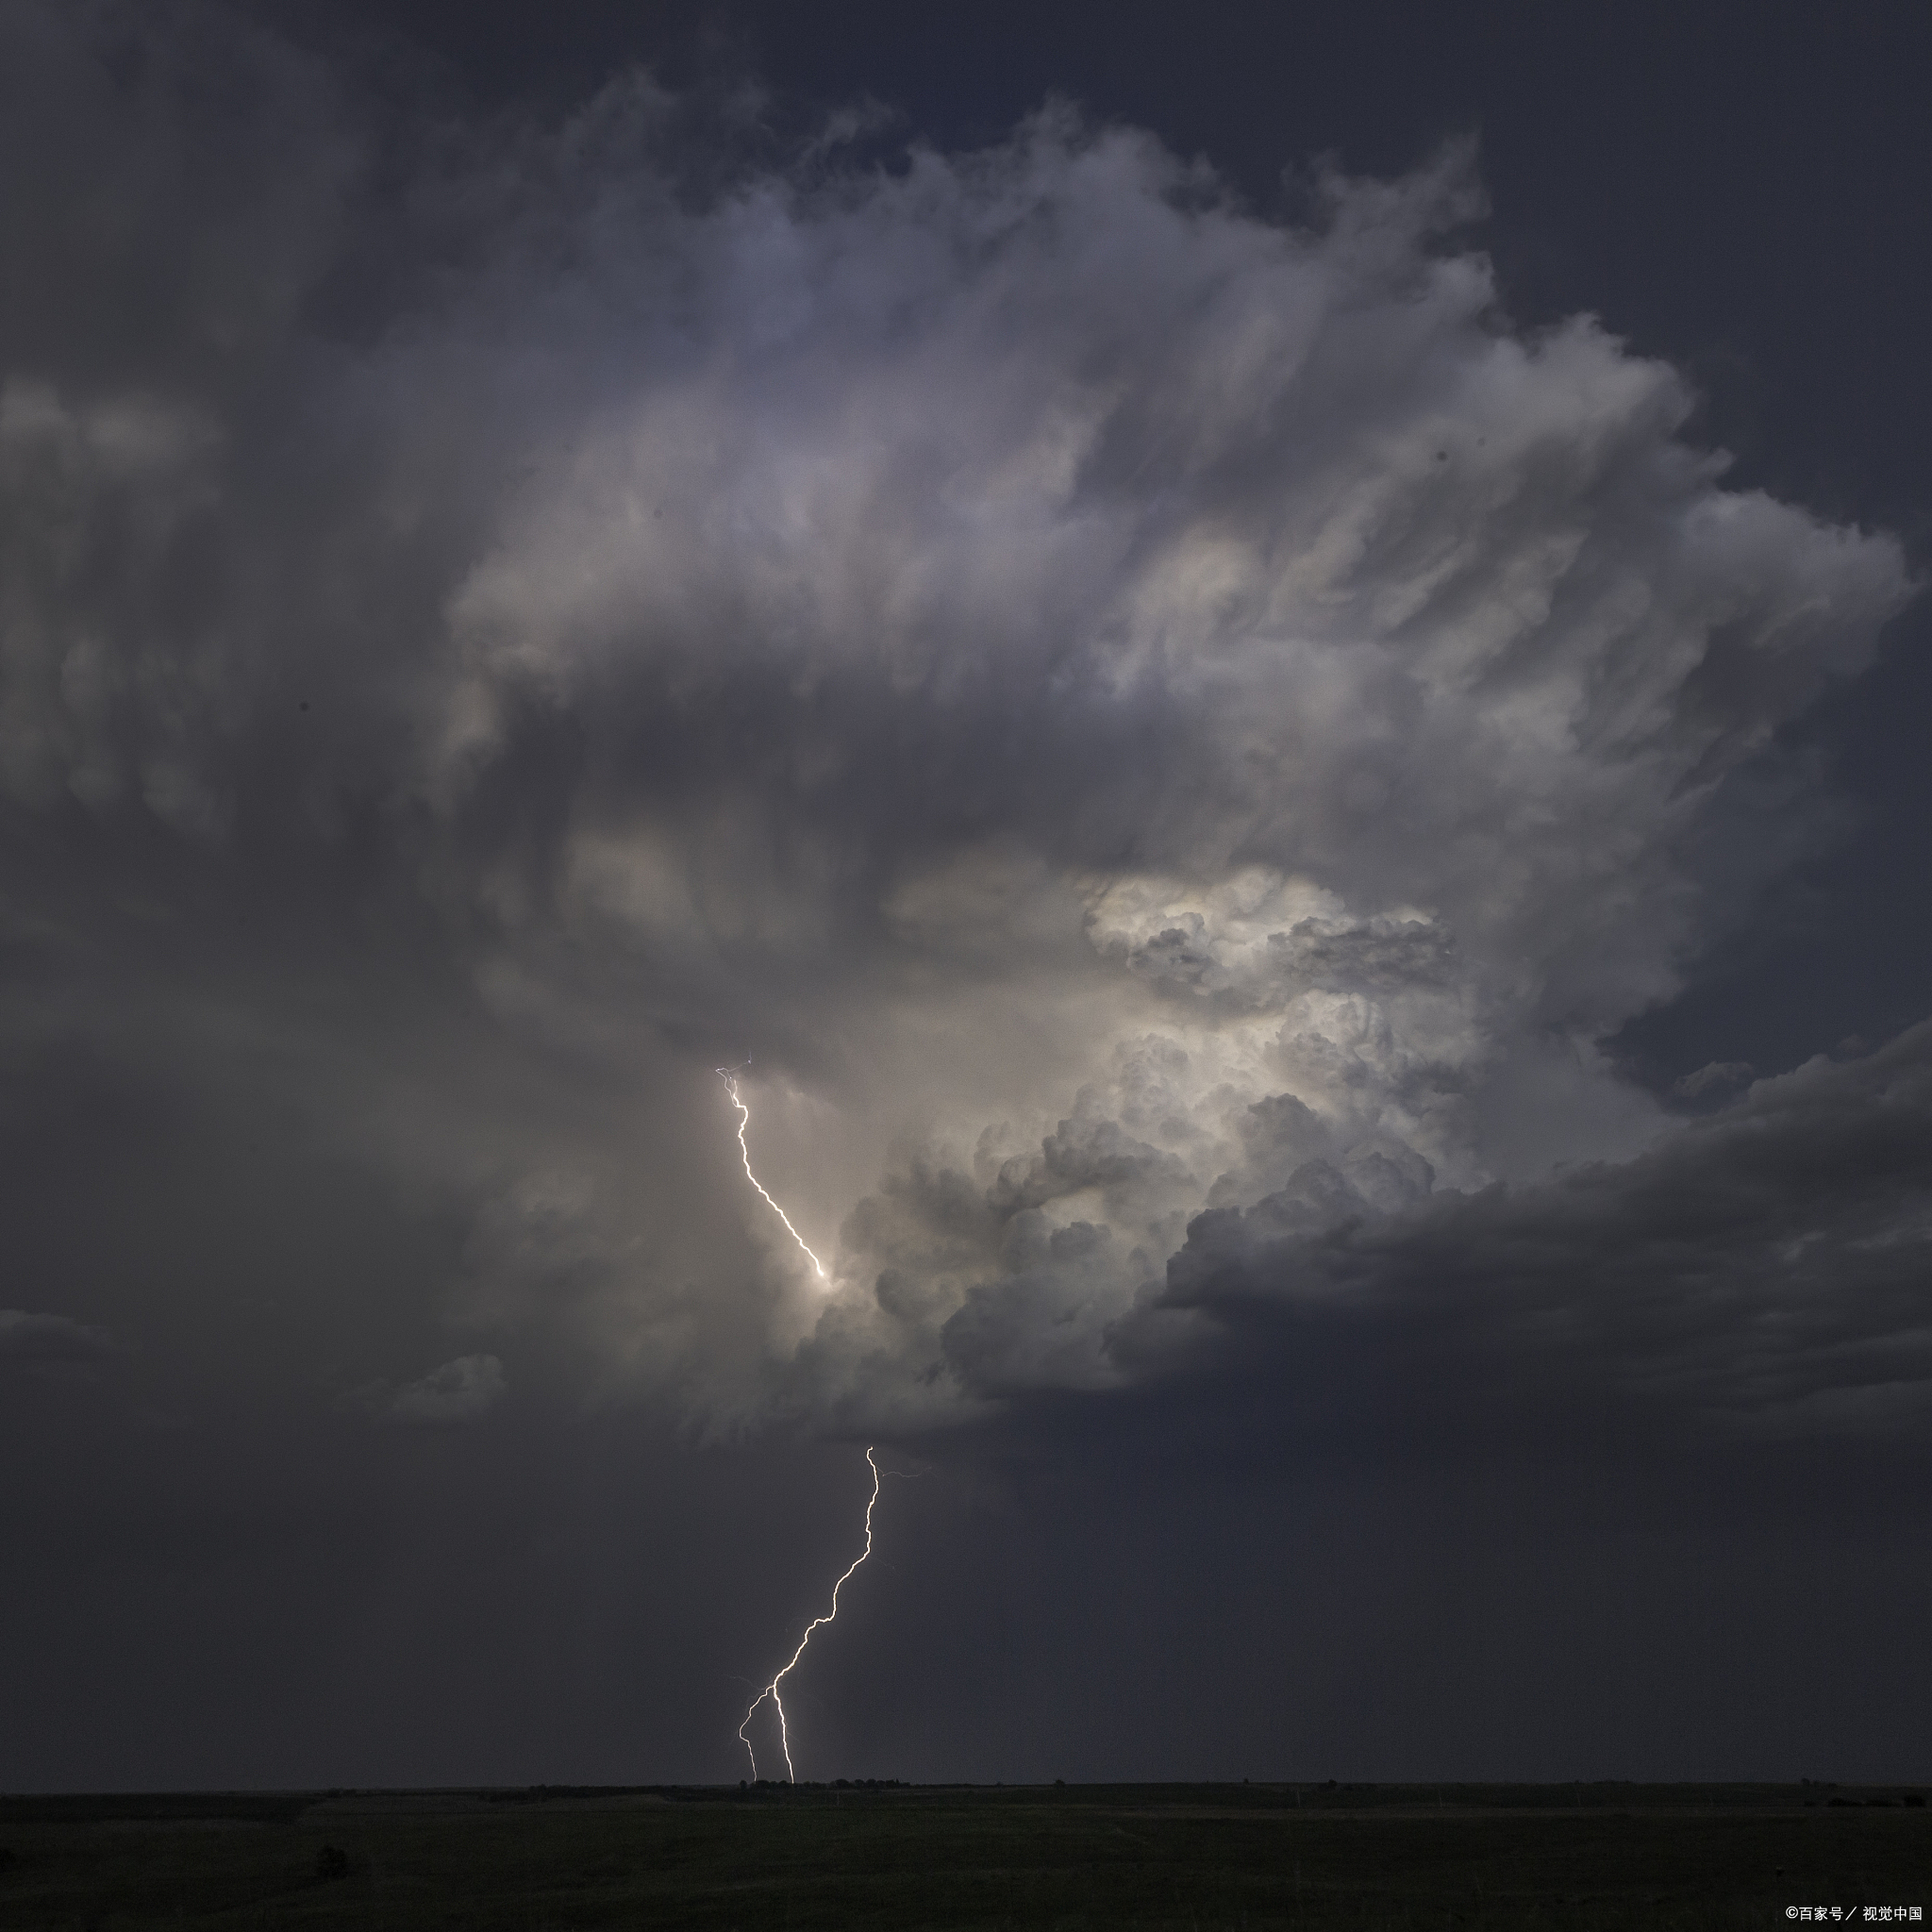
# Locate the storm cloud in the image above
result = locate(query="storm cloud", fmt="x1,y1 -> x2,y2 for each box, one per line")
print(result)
1,1 -> 1917,1429
1155,1024 -> 1932,1442
1,0 -> 1927,1787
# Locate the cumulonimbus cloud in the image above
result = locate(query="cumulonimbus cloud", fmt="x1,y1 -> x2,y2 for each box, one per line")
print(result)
0,5 -> 1918,1449
1152,1024 -> 1932,1443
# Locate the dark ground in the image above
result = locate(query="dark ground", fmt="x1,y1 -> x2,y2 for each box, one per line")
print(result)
0,1781 -> 1924,1928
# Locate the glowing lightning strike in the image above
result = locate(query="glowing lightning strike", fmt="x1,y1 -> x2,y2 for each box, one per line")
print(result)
739,1446 -> 880,1783
714,1066 -> 882,1779
715,1063 -> 827,1279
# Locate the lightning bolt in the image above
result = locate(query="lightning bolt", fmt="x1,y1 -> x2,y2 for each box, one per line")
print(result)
714,1065 -> 888,1779
715,1063 -> 828,1278
739,1446 -> 879,1782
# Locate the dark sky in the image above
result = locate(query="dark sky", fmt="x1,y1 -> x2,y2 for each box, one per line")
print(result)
3,0 -> 1929,1790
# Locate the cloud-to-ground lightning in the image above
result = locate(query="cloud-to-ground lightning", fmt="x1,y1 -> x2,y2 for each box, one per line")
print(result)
716,1063 -> 827,1278
739,1446 -> 879,1782
712,1074 -> 902,1777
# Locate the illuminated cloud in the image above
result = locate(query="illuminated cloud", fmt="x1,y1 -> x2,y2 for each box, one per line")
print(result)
405,109 -> 1907,1434
0,3 -> 1914,1458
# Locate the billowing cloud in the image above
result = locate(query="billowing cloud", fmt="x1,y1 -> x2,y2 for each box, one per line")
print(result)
1153,1024 -> 1932,1443
0,1 -> 1917,1467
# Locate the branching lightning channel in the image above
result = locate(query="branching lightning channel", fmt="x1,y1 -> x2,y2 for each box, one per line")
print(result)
715,1063 -> 827,1278
739,1446 -> 879,1782
715,1063 -> 880,1781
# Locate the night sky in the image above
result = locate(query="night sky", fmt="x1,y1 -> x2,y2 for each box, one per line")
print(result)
4,0 -> 1930,1790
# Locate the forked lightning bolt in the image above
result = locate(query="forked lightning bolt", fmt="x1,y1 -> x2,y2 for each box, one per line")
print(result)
714,1061 -> 878,1780
716,1064 -> 827,1278
739,1447 -> 879,1782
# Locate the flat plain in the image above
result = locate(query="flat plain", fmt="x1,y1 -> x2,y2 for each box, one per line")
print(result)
0,1780 -> 1924,1929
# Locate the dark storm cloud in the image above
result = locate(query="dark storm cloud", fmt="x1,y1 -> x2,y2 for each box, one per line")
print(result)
0,0 -> 1915,1445
803,1023 -> 1932,1447
1144,1024 -> 1932,1447
4,0 -> 1932,1792
2,0 -> 1930,1790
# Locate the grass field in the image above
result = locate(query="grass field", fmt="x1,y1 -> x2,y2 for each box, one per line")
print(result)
0,1781 -> 1924,1929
